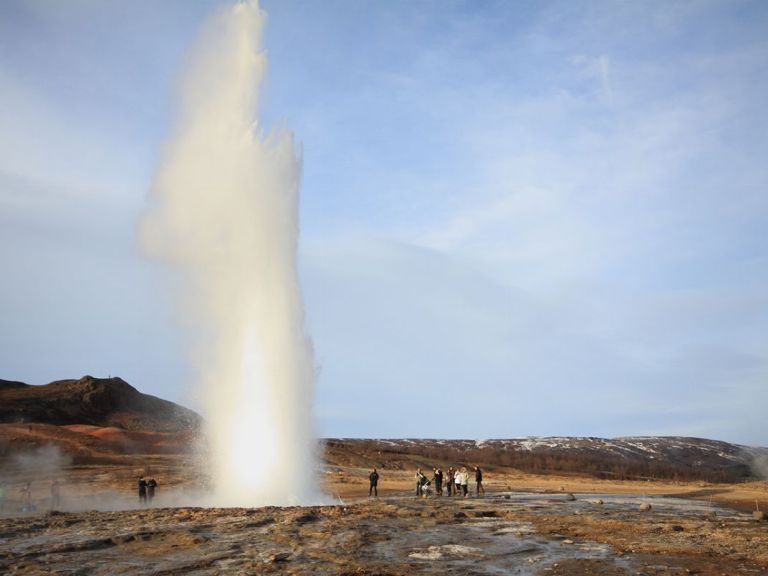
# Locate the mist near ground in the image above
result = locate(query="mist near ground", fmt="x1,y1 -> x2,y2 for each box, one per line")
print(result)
10,444 -> 71,478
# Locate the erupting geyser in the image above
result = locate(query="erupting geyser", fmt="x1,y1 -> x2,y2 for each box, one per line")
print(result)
139,1 -> 317,506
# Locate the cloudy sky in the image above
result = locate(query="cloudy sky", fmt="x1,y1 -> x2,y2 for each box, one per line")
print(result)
1,0 -> 767,444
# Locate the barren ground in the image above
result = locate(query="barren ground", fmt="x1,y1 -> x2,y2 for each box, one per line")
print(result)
1,457 -> 767,575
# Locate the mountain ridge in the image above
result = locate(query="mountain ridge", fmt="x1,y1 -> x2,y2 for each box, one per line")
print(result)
323,436 -> 768,483
2,375 -> 765,482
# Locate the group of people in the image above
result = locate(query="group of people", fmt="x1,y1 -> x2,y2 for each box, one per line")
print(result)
416,466 -> 484,497
1,476 -> 160,512
0,479 -> 62,513
137,476 -> 158,505
367,466 -> 485,497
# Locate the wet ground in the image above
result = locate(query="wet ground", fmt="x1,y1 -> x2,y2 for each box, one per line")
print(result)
1,491 -> 766,575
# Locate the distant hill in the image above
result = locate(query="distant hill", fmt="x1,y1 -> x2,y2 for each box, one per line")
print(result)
324,437 -> 768,483
0,375 -> 200,433
2,376 -> 765,482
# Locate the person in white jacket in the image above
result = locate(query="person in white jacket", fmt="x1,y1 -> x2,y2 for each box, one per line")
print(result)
460,468 -> 469,496
454,468 -> 461,496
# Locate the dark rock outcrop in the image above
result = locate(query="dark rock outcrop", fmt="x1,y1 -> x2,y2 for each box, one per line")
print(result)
0,375 -> 200,433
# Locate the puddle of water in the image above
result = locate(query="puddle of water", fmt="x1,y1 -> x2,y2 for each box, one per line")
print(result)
490,492 -> 738,519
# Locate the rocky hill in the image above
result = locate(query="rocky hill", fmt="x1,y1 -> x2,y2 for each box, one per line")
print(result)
2,376 -> 765,482
0,375 -> 200,433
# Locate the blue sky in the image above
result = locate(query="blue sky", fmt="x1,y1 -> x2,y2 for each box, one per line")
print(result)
1,0 -> 767,444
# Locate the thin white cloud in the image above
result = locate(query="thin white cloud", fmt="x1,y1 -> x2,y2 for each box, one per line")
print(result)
569,53 -> 614,105
0,67 -> 147,202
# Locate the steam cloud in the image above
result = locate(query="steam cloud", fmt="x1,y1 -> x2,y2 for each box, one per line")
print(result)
745,448 -> 768,480
12,444 -> 71,477
139,0 -> 317,506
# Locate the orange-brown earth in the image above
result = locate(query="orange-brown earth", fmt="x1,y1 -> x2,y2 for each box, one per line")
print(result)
2,378 -> 766,574
330,465 -> 768,513
0,477 -> 766,575
2,444 -> 767,575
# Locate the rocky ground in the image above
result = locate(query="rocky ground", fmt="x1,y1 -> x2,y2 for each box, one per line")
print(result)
3,381 -> 766,573
1,480 -> 767,575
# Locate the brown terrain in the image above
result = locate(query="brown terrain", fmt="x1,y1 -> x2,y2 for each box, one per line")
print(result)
1,376 -> 767,575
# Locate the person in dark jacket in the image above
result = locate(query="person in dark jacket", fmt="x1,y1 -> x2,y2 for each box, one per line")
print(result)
369,468 -> 379,497
138,476 -> 147,505
475,466 -> 485,496
415,469 -> 426,496
433,468 -> 443,496
446,467 -> 454,496
147,478 -> 158,502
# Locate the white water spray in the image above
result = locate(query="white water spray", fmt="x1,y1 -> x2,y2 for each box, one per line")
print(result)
139,1 -> 317,506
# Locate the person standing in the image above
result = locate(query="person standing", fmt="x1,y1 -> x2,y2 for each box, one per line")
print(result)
460,467 -> 469,497
445,468 -> 453,496
368,468 -> 379,497
415,469 -> 425,496
20,482 -> 32,512
147,478 -> 158,503
453,468 -> 460,496
434,468 -> 443,496
474,466 -> 485,496
50,479 -> 61,510
138,476 -> 147,505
